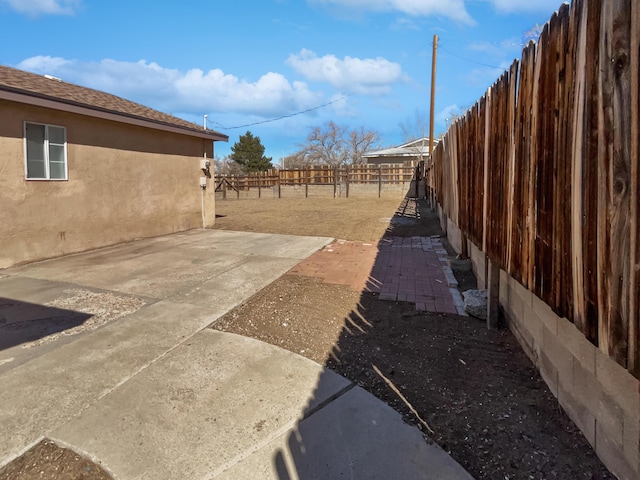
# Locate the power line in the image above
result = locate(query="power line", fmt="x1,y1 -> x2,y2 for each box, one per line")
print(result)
437,44 -> 507,70
210,94 -> 352,130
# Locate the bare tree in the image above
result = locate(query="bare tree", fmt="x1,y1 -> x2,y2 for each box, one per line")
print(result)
348,126 -> 381,165
213,155 -> 244,175
302,121 -> 349,166
282,150 -> 310,169
298,121 -> 381,167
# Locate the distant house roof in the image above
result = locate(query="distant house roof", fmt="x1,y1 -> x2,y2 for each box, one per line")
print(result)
0,65 -> 228,142
362,137 -> 438,159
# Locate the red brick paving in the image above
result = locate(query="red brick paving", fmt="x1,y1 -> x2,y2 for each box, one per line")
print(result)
287,237 -> 463,315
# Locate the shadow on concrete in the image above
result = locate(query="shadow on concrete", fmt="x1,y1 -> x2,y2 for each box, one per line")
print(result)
0,297 -> 92,351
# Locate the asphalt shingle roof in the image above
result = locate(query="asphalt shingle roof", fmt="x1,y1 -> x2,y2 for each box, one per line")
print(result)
0,65 -> 227,141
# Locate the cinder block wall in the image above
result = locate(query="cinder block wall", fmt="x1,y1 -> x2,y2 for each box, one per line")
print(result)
450,222 -> 639,480
214,183 -> 411,200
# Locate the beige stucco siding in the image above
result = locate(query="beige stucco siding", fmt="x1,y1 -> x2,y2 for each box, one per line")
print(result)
0,99 -> 216,268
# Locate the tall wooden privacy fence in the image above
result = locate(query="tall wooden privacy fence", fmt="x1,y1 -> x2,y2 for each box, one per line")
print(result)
215,164 -> 416,199
429,0 -> 639,377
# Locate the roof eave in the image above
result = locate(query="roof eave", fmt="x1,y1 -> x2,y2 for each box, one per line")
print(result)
362,151 -> 429,158
0,88 -> 228,142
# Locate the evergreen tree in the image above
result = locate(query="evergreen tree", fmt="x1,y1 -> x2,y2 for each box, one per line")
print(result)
229,131 -> 273,172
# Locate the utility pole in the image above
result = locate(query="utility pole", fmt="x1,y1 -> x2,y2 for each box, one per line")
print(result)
428,34 -> 438,211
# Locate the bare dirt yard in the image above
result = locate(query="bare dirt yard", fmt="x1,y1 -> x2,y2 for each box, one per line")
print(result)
212,196 -> 614,480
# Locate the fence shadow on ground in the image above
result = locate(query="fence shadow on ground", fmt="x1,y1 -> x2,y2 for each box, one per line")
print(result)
270,195 -> 615,479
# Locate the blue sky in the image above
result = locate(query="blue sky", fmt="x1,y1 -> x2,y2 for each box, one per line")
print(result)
1,0 -> 563,163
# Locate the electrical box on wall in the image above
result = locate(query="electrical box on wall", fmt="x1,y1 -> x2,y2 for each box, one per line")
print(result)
199,177 -> 207,188
200,159 -> 210,170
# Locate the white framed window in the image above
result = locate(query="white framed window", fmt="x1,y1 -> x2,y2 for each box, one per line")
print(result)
24,122 -> 68,180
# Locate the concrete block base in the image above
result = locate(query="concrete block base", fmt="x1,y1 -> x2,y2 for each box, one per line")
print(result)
444,218 -> 640,480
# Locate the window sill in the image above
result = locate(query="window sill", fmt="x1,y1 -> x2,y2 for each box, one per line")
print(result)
25,178 -> 69,181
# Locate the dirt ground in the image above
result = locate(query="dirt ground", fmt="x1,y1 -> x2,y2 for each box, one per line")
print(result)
0,195 -> 614,479
213,196 -> 414,242
0,439 -> 112,480
212,196 -> 614,480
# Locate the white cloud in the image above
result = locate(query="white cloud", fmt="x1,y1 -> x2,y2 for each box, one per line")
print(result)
18,55 -> 72,71
487,0 -> 566,14
309,0 -> 474,24
286,49 -> 405,95
16,56 -> 324,118
1,0 -> 81,16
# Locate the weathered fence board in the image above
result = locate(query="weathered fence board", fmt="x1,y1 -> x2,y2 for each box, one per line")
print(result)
630,0 -> 640,377
511,41 -> 536,287
597,0 -> 634,366
505,60 -> 518,275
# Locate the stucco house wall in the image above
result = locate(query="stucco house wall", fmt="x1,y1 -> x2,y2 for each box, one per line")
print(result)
1,95 -> 217,268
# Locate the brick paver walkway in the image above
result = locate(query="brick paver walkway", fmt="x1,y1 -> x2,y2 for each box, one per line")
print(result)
288,237 -> 465,315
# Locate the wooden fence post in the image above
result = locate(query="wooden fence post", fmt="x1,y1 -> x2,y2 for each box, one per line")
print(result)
305,167 -> 309,198
482,88 -> 492,256
486,259 -> 500,329
430,164 -> 436,211
460,233 -> 468,259
378,165 -> 382,198
278,170 -> 281,199
346,166 -> 350,198
257,172 -> 261,199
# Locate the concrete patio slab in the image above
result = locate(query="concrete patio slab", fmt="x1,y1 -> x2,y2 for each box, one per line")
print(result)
0,300 -> 216,460
6,230 -> 329,299
0,230 -> 332,464
216,385 -> 474,480
51,330 -> 352,480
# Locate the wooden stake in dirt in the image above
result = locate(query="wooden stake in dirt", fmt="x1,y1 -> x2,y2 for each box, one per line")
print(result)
372,364 -> 435,434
